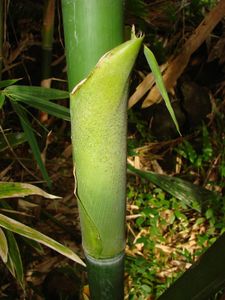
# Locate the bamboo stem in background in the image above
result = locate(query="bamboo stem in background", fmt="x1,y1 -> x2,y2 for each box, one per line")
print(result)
40,0 -> 55,123
41,0 -> 55,86
0,0 -> 4,80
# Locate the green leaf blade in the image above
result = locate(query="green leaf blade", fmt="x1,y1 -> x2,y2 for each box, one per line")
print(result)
11,102 -> 51,187
13,95 -> 70,121
0,182 -> 60,199
0,92 -> 5,109
5,85 -> 69,100
0,213 -> 85,266
127,164 -> 220,212
0,227 -> 8,263
0,79 -> 21,89
5,85 -> 70,121
5,230 -> 24,288
144,45 -> 181,135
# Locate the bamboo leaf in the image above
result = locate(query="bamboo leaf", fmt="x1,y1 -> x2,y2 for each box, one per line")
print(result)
9,94 -> 70,121
5,85 -> 69,100
0,213 -> 85,266
11,102 -> 42,135
6,254 -> 16,277
0,79 -> 21,89
5,230 -> 24,288
0,227 -> 8,263
11,102 -> 51,187
0,92 -> 5,108
21,236 -> 43,254
127,164 -> 220,212
0,201 -> 43,258
0,132 -> 27,152
144,45 -> 181,135
0,182 -> 60,199
4,85 -> 70,121
15,95 -> 70,121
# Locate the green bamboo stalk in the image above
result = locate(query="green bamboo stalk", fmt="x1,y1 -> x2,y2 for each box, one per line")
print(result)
61,0 -> 124,91
41,0 -> 55,85
85,253 -> 124,300
61,1 -> 125,297
61,1 -> 142,298
0,0 -> 4,80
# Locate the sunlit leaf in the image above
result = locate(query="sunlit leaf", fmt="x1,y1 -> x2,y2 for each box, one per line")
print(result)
144,45 -> 181,135
0,213 -> 85,266
0,227 -> 8,263
0,182 -> 60,199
